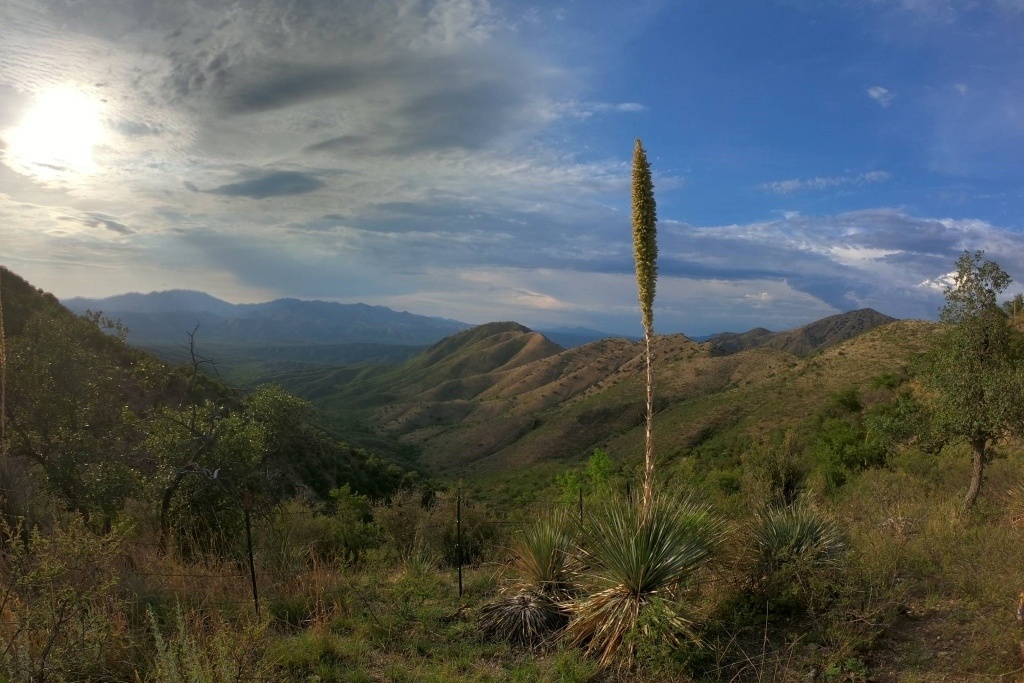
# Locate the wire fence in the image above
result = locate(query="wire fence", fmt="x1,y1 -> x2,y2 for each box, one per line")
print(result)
0,483 -> 631,618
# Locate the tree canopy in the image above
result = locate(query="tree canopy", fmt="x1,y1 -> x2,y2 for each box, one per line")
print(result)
921,250 -> 1024,508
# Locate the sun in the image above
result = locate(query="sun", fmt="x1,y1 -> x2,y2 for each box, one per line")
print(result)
3,85 -> 106,181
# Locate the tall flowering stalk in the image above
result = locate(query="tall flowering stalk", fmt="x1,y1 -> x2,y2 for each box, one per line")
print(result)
631,139 -> 657,518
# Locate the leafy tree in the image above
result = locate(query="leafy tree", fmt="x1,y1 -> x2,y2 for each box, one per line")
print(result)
922,250 -> 1024,508
3,310 -> 156,526
631,138 -> 658,516
148,383 -> 312,553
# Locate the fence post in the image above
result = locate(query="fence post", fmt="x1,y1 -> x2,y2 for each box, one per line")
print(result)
456,486 -> 463,599
242,490 -> 260,616
578,486 -> 584,527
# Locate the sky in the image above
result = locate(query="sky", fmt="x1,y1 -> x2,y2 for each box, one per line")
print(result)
2,0 -> 1024,336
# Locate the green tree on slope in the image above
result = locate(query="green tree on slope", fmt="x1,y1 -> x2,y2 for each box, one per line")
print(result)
923,250 -> 1024,508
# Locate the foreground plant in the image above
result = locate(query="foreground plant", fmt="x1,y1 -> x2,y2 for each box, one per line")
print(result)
479,510 -> 576,648
747,502 -> 846,607
631,138 -> 659,518
568,493 -> 725,666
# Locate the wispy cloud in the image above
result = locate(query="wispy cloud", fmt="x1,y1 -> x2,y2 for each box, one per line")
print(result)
867,85 -> 895,107
542,100 -> 647,120
760,171 -> 890,194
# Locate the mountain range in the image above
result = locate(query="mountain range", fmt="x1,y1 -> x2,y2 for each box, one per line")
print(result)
62,290 -> 472,346
61,290 -> 627,351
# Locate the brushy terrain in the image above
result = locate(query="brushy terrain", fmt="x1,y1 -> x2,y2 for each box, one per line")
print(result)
3,265 -> 1024,682
4,444 -> 1024,682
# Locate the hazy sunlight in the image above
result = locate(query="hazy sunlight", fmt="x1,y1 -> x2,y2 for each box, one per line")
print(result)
3,85 -> 105,182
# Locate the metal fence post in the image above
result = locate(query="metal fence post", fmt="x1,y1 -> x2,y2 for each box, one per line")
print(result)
456,486 -> 463,599
578,485 -> 584,527
242,490 -> 260,616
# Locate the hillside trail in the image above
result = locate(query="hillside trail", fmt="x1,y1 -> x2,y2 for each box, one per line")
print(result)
865,597 -> 1023,683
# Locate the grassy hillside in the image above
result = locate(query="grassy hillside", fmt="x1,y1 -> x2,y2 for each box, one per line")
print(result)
254,311 -> 937,479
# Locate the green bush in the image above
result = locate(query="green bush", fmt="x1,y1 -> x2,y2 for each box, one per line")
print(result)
811,418 -> 885,492
746,503 -> 847,614
0,516 -> 128,683
148,606 -> 275,683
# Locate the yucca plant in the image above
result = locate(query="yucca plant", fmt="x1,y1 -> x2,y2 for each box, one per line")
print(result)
747,503 -> 847,607
478,589 -> 570,649
631,138 -> 658,518
508,508 -> 578,597
478,510 -> 577,648
568,493 -> 725,666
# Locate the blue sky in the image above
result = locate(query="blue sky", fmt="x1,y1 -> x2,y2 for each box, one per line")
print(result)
2,0 -> 1023,335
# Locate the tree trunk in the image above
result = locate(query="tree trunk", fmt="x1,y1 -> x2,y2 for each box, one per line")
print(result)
963,437 -> 986,509
159,467 -> 193,552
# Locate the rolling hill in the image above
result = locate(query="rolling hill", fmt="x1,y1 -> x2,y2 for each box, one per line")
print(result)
256,309 -> 936,477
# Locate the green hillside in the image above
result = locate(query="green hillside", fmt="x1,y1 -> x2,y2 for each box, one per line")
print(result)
8,266 -> 1024,682
247,310 -> 936,480
0,267 -> 417,508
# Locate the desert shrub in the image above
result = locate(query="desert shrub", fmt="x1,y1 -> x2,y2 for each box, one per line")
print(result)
421,490 -> 500,567
325,485 -> 380,565
810,418 -> 885,492
259,491 -> 379,573
824,387 -> 863,417
746,503 -> 847,614
147,606 -> 276,683
0,516 -> 128,683
741,432 -> 806,509
372,489 -> 433,562
568,493 -> 725,666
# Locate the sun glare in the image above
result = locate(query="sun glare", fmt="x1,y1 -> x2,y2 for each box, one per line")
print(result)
3,85 -> 105,181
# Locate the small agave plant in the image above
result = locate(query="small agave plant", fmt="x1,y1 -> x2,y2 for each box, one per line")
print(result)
478,509 -> 577,648
747,502 -> 847,603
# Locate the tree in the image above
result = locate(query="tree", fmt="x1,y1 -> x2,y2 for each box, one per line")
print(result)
4,310 -> 151,525
631,138 -> 658,517
148,380 -> 312,554
922,250 -> 1024,508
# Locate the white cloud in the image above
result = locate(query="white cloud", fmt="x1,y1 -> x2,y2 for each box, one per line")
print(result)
542,100 -> 646,120
867,85 -> 895,107
760,171 -> 890,194
918,272 -> 956,291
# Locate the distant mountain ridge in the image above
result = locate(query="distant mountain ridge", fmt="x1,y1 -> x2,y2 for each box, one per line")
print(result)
62,290 -> 473,346
706,308 -> 897,356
